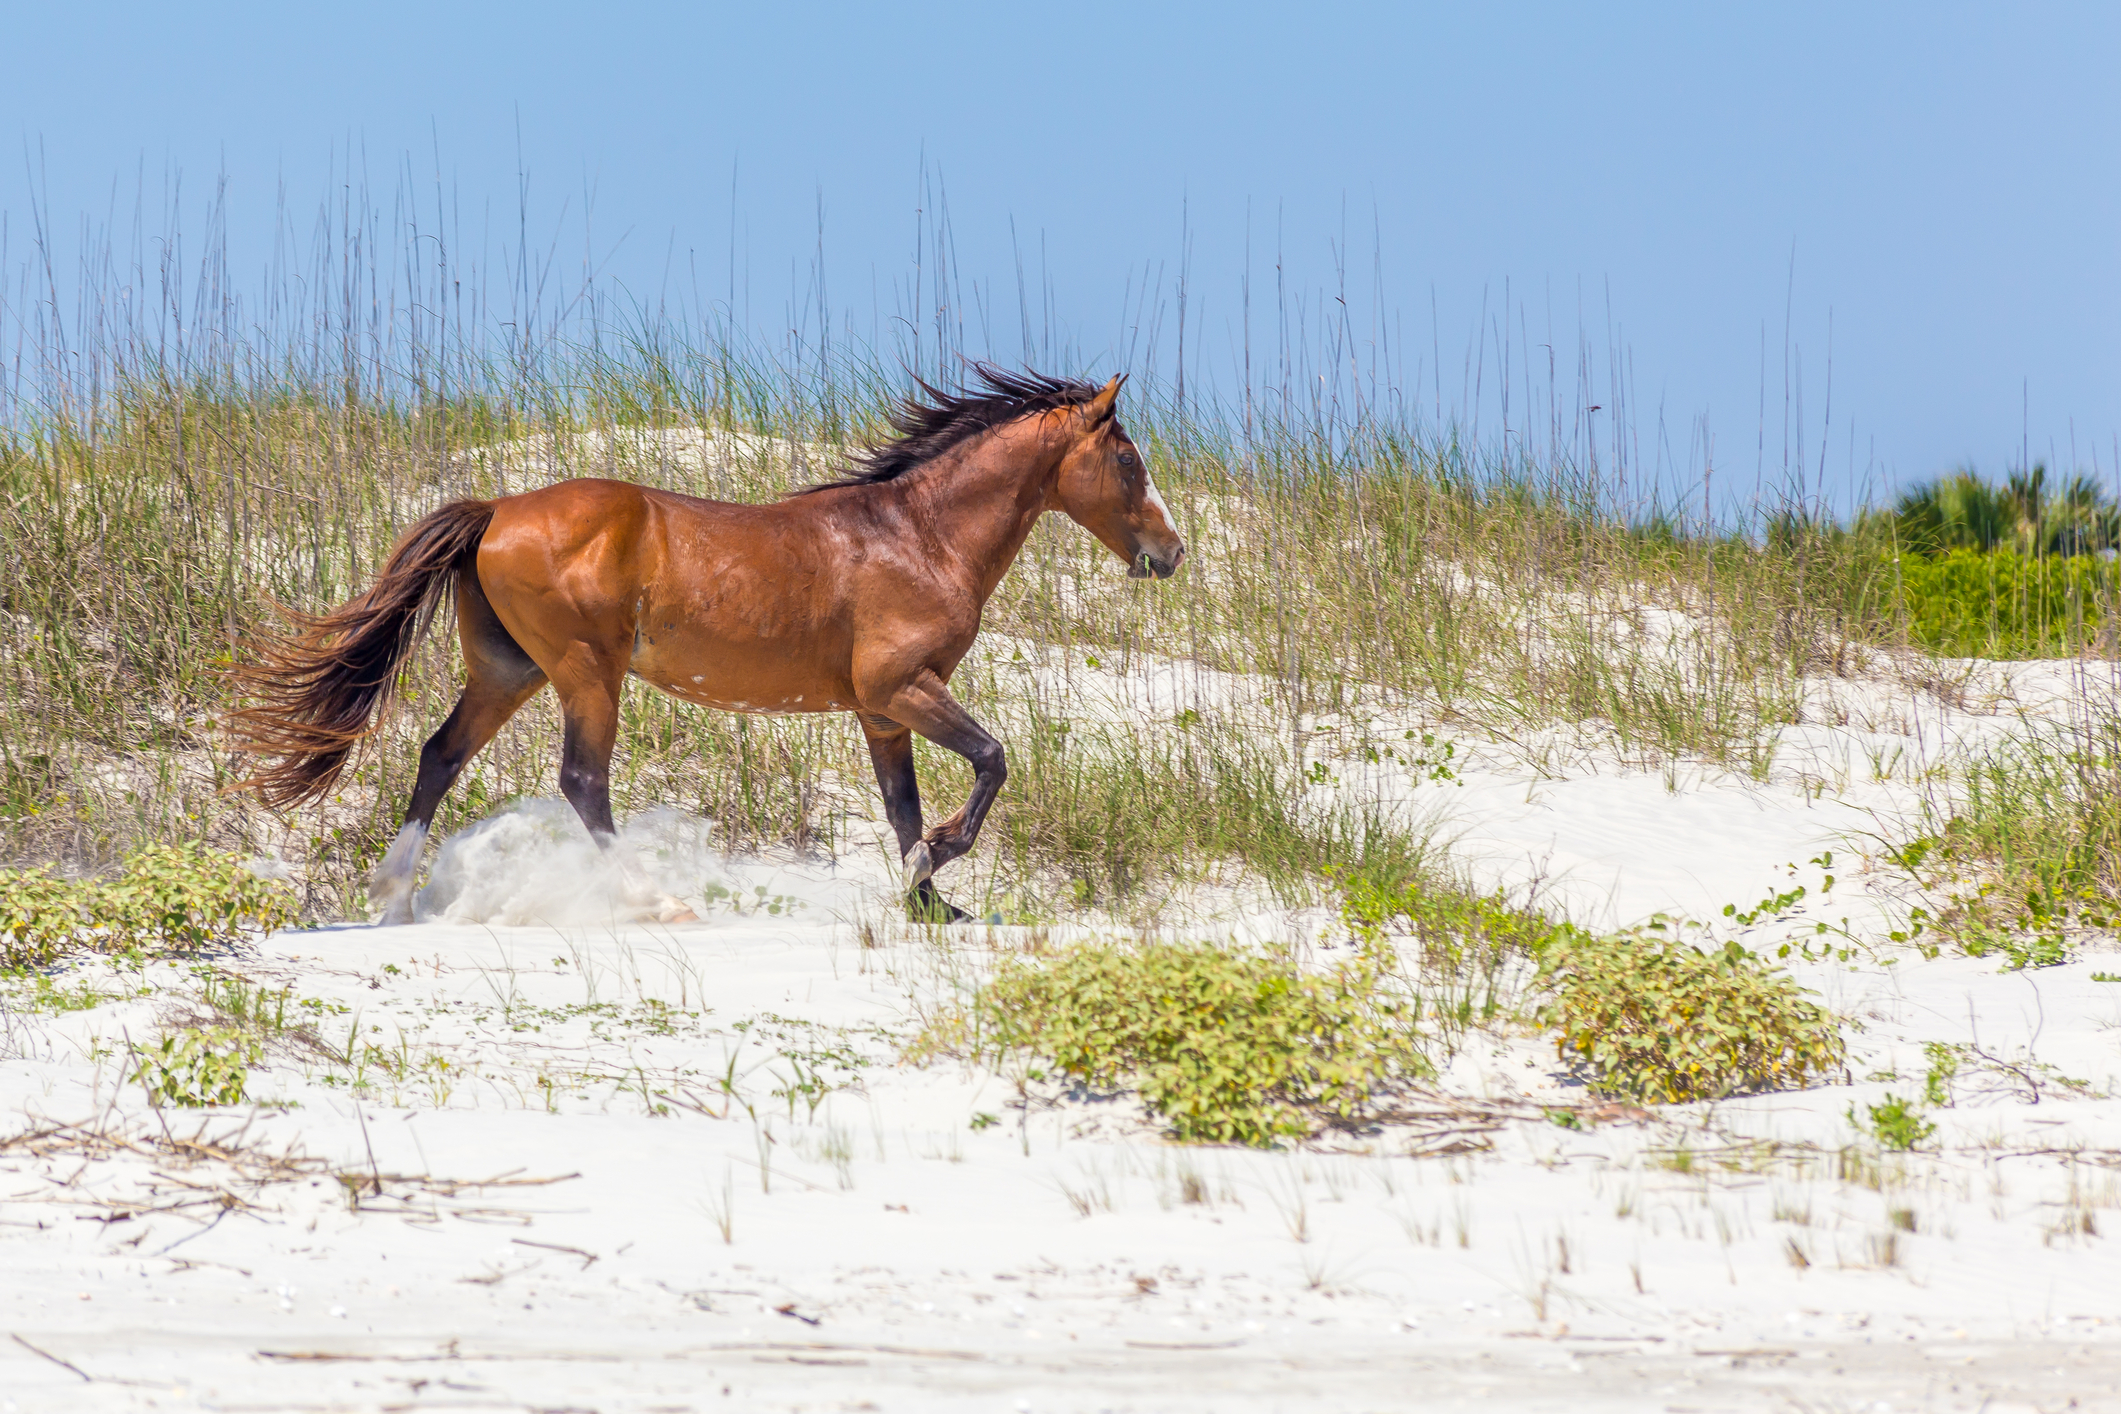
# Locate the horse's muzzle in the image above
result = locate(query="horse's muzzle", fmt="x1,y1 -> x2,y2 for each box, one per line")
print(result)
1129,544 -> 1186,580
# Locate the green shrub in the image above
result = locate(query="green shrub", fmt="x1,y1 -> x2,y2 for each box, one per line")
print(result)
132,1025 -> 261,1107
98,843 -> 296,954
1890,549 -> 2117,658
1535,931 -> 1845,1103
0,844 -> 292,969
930,938 -> 1429,1145
0,867 -> 89,968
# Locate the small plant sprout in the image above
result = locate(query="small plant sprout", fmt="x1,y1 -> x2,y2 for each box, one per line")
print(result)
703,1164 -> 735,1244
819,1124 -> 856,1190
1852,1094 -> 1938,1152
1922,1042 -> 1963,1106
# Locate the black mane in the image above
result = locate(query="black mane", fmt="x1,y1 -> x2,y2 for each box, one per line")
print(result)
794,364 -> 1101,494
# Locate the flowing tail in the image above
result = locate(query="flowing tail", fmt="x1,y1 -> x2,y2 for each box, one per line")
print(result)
229,500 -> 496,809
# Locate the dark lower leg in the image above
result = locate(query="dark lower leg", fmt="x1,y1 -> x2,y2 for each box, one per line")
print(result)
404,681 -> 542,828
862,718 -> 969,923
374,579 -> 546,926
374,673 -> 543,925
877,678 -> 1007,877
863,723 -> 924,857
558,710 -> 621,842
553,682 -> 694,923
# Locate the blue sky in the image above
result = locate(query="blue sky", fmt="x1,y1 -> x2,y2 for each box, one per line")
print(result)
5,1 -> 2116,511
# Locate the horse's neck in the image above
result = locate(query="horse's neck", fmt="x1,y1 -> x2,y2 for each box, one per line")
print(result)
911,435 -> 1060,601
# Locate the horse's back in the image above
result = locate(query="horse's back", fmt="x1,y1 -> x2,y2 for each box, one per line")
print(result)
481,477 -> 657,555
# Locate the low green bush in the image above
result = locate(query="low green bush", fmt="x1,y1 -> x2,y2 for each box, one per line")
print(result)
928,938 -> 1428,1145
1890,549 -> 2117,658
1345,874 -> 1845,1104
1535,931 -> 1845,1103
0,867 -> 90,968
0,844 -> 293,968
98,843 -> 296,953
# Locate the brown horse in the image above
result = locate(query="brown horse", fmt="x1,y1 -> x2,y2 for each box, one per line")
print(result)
231,367 -> 1186,925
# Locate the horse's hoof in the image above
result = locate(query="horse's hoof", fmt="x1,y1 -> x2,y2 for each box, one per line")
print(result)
373,885 -> 416,927
906,883 -> 970,925
370,820 -> 427,926
637,894 -> 699,924
902,840 -> 935,889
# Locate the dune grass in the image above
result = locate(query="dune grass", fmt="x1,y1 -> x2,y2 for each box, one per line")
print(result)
1896,704 -> 2121,948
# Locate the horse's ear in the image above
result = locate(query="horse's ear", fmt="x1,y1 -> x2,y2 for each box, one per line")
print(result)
1082,373 -> 1126,426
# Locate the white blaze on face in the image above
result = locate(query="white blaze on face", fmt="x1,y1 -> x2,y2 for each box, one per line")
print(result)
1142,467 -> 1173,532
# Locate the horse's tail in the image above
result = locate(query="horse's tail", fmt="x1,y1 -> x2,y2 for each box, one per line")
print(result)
229,499 -> 496,809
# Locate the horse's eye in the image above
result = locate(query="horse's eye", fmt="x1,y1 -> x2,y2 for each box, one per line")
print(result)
1118,450 -> 1137,468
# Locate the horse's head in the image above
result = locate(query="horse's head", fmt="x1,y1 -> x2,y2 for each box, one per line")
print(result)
1053,375 -> 1187,580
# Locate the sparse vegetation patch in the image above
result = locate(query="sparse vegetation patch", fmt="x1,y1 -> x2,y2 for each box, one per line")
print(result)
1337,871 -> 1574,1048
1889,709 -> 2120,962
132,1025 -> 261,1108
1341,871 -> 1848,1103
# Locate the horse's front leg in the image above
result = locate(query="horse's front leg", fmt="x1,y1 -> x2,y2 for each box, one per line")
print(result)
860,716 -> 968,923
864,670 -> 1006,907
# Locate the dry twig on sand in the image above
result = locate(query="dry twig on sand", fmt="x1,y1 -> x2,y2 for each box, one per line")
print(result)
0,1113 -> 580,1227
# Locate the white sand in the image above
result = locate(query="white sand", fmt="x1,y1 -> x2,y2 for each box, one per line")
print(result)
4,655 -> 2120,1412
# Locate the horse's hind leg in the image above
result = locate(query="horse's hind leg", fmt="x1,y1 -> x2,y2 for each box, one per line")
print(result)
553,663 -> 625,842
549,655 -> 696,923
371,580 -> 546,925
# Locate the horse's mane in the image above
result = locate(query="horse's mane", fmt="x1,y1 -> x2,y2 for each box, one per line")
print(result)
794,363 -> 1100,495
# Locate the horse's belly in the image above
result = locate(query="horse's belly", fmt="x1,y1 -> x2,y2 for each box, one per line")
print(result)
629,629 -> 852,715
